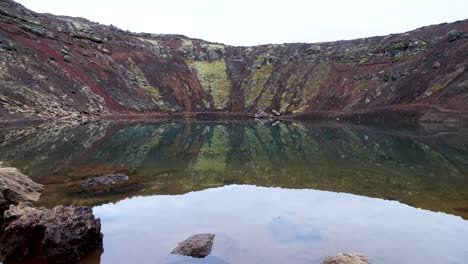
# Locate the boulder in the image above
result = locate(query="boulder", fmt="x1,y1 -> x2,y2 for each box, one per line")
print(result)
0,166 -> 43,213
3,202 -> 39,224
172,233 -> 215,258
320,253 -> 369,264
0,205 -> 103,264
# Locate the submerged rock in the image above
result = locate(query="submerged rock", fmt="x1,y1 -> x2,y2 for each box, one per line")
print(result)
172,233 -> 215,258
320,253 -> 369,264
0,166 -> 43,213
81,174 -> 130,188
0,205 -> 103,264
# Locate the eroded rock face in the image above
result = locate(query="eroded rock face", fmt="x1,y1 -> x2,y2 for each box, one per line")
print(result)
172,233 -> 215,258
0,166 -> 43,213
0,0 -> 467,123
0,205 -> 103,264
3,202 -> 39,224
320,253 -> 369,264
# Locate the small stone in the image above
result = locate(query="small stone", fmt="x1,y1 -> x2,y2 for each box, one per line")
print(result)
433,62 -> 441,69
254,110 -> 272,118
60,48 -> 69,55
321,253 -> 369,264
172,233 -> 215,258
447,30 -> 463,42
63,55 -> 72,63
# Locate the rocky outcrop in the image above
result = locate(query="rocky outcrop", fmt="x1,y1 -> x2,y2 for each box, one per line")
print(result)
0,166 -> 43,213
0,205 -> 102,264
320,253 -> 369,264
172,233 -> 215,258
3,202 -> 39,224
0,0 -> 466,123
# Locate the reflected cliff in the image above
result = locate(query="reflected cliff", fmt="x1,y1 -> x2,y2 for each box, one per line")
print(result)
0,120 -> 467,219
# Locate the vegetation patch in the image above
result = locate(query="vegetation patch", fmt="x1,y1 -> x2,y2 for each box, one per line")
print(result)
188,60 -> 231,110
245,64 -> 274,108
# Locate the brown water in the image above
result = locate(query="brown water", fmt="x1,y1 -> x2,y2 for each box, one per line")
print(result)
0,120 -> 467,263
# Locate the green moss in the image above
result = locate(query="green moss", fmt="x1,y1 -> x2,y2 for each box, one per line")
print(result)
188,60 -> 231,110
354,80 -> 369,91
245,64 -> 274,108
292,63 -> 331,113
127,58 -> 166,109
280,91 -> 295,113
431,67 -> 465,92
280,64 -> 307,113
201,43 -> 225,53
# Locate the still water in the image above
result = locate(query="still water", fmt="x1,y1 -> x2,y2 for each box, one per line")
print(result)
0,120 -> 467,263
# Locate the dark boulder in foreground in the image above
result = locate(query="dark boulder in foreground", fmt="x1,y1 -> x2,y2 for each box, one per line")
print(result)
172,233 -> 215,258
0,166 -> 43,213
0,205 -> 102,264
321,253 -> 369,264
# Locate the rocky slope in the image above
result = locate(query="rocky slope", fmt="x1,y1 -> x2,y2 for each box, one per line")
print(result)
0,0 -> 467,123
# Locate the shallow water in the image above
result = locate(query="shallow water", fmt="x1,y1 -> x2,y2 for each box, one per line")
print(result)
0,120 -> 467,263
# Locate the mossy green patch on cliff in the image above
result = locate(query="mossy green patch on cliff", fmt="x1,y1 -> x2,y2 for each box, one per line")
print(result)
280,64 -> 308,113
291,63 -> 331,113
432,67 -> 465,92
245,64 -> 274,109
127,58 -> 167,110
188,60 -> 231,110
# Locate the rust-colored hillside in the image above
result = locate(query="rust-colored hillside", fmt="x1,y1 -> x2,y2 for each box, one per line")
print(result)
0,0 -> 467,123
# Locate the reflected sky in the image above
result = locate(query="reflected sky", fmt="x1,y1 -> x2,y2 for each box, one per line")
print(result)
86,185 -> 468,264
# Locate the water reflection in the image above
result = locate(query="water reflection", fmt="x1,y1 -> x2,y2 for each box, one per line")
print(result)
0,120 -> 467,219
85,186 -> 468,264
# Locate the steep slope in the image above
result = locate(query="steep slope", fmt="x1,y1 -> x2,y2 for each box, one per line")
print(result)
0,0 -> 467,123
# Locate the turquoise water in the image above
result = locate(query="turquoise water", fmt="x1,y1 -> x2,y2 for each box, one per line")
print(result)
0,120 -> 467,263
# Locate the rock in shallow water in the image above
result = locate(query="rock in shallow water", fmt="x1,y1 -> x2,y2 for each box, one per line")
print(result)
0,166 -> 43,213
172,233 -> 215,258
81,174 -> 130,188
320,253 -> 369,264
0,205 -> 103,264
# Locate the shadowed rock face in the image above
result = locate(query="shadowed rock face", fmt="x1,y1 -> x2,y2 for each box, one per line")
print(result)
0,166 -> 43,213
0,0 -> 467,123
0,205 -> 102,264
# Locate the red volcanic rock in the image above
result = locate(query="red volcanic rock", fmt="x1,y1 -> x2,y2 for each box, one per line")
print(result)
0,0 -> 467,123
0,205 -> 102,264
